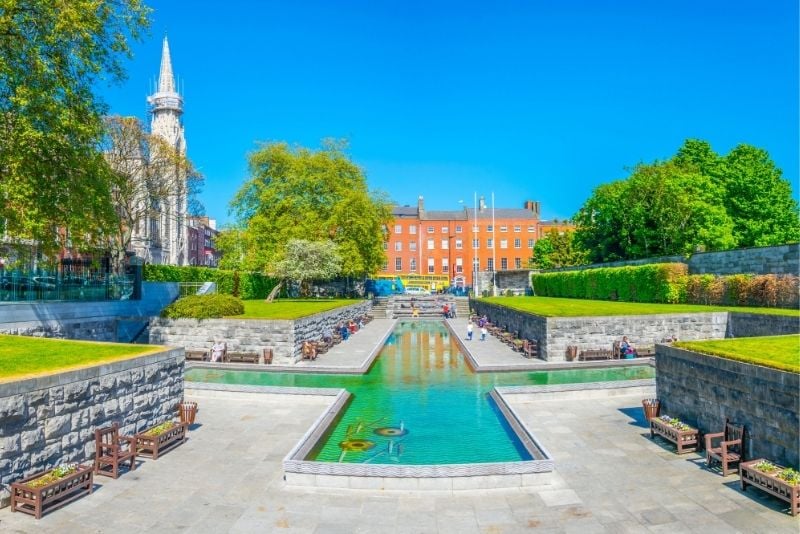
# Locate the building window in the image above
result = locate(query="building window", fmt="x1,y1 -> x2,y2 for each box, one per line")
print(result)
409,225 -> 417,234
410,258 -> 417,272
427,258 -> 435,274
383,242 -> 388,250
528,225 -> 535,232
395,224 -> 402,234
487,225 -> 493,232
427,239 -> 435,250
441,239 -> 448,249
500,239 -> 508,249
499,225 -> 507,232
382,261 -> 388,271
501,258 -> 508,270
440,226 -> 447,234
395,257 -> 402,271
455,239 -> 463,249
442,259 -> 449,273
455,225 -> 462,233
487,238 -> 493,249
456,257 -> 463,273
427,226 -> 434,233
514,225 -> 521,232
395,242 -> 402,252
473,225 -> 479,233
514,238 -> 521,249
528,239 -> 534,248
515,258 -> 522,269
472,238 -> 479,249
487,258 -> 494,271
409,241 -> 417,252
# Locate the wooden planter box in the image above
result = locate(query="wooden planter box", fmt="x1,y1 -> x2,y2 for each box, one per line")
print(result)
650,417 -> 698,454
10,464 -> 93,519
135,422 -> 187,460
740,459 -> 800,516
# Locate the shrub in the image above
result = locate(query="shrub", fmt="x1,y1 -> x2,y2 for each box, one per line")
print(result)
161,294 -> 244,319
143,265 -> 277,299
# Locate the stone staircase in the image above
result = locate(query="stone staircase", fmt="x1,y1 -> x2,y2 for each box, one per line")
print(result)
453,297 -> 470,318
371,297 -> 391,318
389,295 -> 457,319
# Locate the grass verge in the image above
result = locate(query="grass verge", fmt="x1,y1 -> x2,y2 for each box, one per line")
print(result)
675,335 -> 800,373
483,296 -> 800,318
231,299 -> 359,319
0,335 -> 160,383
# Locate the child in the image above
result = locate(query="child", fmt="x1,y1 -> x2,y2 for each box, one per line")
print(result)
466,322 -> 473,340
480,325 -> 488,341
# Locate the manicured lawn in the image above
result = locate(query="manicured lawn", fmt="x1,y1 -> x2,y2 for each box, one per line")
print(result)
231,299 -> 359,319
675,335 -> 800,373
483,296 -> 800,318
0,335 -> 160,382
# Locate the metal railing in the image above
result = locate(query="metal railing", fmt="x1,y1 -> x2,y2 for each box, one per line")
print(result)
0,271 -> 136,303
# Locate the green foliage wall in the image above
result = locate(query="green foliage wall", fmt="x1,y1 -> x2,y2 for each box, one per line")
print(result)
144,265 -> 276,299
161,294 -> 245,319
532,263 -> 798,308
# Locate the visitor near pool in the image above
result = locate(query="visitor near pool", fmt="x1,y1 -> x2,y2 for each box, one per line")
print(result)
620,336 -> 637,358
466,321 -> 473,340
210,340 -> 226,362
480,325 -> 487,341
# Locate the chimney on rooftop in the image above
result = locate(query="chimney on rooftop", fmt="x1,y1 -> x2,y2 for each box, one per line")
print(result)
479,196 -> 486,212
525,200 -> 541,219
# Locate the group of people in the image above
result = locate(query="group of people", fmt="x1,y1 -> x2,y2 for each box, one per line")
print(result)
465,316 -> 488,341
441,304 -> 454,319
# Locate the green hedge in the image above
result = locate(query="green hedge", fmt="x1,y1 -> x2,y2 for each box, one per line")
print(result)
531,263 -> 688,303
143,265 -> 277,299
161,294 -> 244,319
532,263 -> 799,308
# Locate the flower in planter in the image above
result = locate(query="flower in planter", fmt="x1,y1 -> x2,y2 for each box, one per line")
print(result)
27,463 -> 78,488
777,468 -> 800,486
753,460 -> 779,474
752,461 -> 800,485
144,421 -> 176,437
658,415 -> 691,431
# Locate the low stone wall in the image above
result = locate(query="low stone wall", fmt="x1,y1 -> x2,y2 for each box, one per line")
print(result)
0,347 -> 184,507
471,301 -> 727,361
0,282 -> 179,342
727,313 -> 800,338
656,345 -> 799,467
688,243 -> 799,275
149,300 -> 372,364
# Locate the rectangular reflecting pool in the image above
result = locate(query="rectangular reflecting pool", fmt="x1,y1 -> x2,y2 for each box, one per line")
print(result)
186,321 -> 654,466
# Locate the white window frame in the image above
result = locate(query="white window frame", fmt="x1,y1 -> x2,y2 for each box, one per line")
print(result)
395,242 -> 402,252
394,224 -> 402,234
441,239 -> 448,250
455,239 -> 463,249
500,239 -> 508,249
514,238 -> 521,249
427,239 -> 435,250
395,257 -> 402,271
409,241 -> 417,252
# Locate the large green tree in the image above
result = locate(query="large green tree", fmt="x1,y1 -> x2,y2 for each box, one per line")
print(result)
220,140 -> 392,277
530,229 -> 588,269
273,239 -> 342,296
0,0 -> 150,252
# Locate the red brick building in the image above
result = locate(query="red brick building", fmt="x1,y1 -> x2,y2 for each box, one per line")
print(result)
382,196 -> 569,289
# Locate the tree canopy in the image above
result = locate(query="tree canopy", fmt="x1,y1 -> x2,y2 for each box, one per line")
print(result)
0,0 -> 151,253
218,140 -> 392,277
530,229 -> 588,269
574,139 -> 799,263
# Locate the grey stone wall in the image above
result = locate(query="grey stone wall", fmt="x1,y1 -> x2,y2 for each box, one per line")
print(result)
727,313 -> 800,338
688,243 -> 799,275
0,282 -> 179,342
656,345 -> 799,467
475,270 -> 532,296
149,301 -> 372,364
471,301 -> 727,361
0,348 -> 184,507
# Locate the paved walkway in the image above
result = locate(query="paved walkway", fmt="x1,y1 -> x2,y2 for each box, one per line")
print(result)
293,318 -> 396,371
2,389 -> 795,533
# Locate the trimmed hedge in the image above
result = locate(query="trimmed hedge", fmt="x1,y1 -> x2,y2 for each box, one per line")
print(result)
143,265 -> 277,299
161,294 -> 245,319
532,264 -> 799,308
532,263 -> 687,303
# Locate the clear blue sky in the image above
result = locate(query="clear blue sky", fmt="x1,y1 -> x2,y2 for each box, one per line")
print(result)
99,0 -> 799,226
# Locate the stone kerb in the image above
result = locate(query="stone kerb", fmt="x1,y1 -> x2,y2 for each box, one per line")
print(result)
149,300 -> 372,365
0,347 -> 184,508
656,344 -> 800,468
727,312 -> 800,338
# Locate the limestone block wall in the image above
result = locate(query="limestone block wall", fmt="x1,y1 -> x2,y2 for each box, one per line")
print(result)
470,301 -> 728,361
688,243 -> 799,275
149,300 -> 372,364
656,345 -> 799,467
0,348 -> 184,507
727,313 -> 800,338
0,282 -> 179,342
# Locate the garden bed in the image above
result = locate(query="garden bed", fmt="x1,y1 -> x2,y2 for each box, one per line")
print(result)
740,459 -> 800,516
10,464 -> 93,519
136,421 -> 188,459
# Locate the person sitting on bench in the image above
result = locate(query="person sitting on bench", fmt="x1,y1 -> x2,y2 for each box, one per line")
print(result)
620,336 -> 637,358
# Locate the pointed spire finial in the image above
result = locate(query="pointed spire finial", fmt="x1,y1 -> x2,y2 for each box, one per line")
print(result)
158,36 -> 176,93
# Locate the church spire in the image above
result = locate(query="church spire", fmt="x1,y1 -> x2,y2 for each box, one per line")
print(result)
158,36 -> 176,93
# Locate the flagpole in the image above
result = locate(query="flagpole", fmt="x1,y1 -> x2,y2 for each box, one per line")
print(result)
473,191 -> 478,297
491,192 -> 496,296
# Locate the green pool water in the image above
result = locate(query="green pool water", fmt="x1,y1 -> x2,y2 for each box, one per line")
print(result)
186,321 -> 653,465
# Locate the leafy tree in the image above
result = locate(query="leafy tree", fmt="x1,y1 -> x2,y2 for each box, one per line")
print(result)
530,229 -> 588,269
220,140 -> 392,276
721,144 -> 800,246
273,239 -> 342,296
101,116 -> 203,270
0,0 -> 150,253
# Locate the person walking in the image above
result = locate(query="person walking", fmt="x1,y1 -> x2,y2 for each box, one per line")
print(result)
480,325 -> 488,341
466,321 -> 474,340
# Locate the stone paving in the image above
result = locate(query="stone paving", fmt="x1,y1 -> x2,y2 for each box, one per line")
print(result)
1,388 -> 796,533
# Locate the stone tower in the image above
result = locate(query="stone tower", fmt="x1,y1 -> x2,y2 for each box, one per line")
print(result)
145,36 -> 187,265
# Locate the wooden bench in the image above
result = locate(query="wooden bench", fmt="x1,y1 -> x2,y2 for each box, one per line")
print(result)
523,339 -> 538,359
650,417 -> 699,454
185,348 -> 208,361
705,419 -> 745,476
225,348 -> 273,364
579,349 -> 613,361
740,459 -> 800,516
